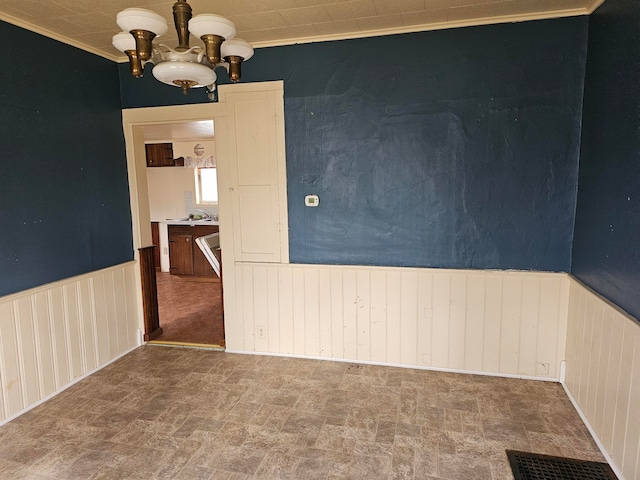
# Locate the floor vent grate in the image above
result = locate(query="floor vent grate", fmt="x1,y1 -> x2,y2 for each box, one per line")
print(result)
506,450 -> 618,480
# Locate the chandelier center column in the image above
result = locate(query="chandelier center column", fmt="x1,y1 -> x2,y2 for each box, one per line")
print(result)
173,0 -> 192,51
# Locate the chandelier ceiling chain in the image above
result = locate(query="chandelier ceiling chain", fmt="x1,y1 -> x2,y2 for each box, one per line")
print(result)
112,0 -> 254,97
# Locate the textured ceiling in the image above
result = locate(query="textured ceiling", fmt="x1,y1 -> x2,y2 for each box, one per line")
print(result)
142,120 -> 214,141
0,0 -> 601,61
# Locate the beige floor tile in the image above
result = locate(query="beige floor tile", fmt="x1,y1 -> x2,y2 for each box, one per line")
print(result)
0,345 -> 612,479
253,451 -> 300,479
438,451 -> 492,479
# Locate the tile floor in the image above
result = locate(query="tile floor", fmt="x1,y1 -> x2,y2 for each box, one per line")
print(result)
0,346 -> 606,480
155,272 -> 224,346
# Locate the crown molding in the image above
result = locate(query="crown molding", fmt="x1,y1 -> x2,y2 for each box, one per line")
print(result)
250,8 -> 590,50
2,7 -> 593,64
0,12 -> 121,61
587,0 -> 606,14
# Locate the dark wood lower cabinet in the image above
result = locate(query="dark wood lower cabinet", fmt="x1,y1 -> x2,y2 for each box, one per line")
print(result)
193,240 -> 215,276
170,234 -> 194,275
168,224 -> 219,276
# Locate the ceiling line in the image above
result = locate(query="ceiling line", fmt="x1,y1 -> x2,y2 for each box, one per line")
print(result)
2,6 -> 593,64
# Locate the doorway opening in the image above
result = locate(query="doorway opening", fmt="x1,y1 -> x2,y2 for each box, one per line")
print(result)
124,82 -> 288,353
153,272 -> 224,347
138,119 -> 224,348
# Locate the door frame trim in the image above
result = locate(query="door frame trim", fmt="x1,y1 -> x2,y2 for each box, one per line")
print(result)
121,81 -> 287,345
121,102 -> 228,339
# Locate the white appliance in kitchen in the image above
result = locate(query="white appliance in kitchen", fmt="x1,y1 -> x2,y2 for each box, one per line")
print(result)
194,232 -> 221,277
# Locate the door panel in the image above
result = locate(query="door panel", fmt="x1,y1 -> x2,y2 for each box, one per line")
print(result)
221,85 -> 287,263
238,189 -> 275,255
234,99 -> 271,186
169,235 -> 193,275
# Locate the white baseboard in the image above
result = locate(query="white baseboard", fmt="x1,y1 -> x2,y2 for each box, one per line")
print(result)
225,348 -> 560,382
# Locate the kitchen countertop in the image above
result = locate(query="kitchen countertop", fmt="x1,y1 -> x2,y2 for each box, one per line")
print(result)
163,218 -> 219,226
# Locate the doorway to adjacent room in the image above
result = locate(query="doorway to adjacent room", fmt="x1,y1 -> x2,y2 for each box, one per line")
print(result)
144,120 -> 224,347
124,109 -> 226,348
123,82 -> 288,352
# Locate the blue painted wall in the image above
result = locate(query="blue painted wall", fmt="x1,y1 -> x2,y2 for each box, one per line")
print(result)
0,21 -> 133,297
120,18 -> 588,272
283,20 -> 587,271
572,0 -> 640,321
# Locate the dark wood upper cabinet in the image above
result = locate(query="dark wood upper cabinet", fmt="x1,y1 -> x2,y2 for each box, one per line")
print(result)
145,143 -> 175,167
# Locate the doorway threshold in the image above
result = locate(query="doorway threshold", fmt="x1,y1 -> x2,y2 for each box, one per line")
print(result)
147,340 -> 225,351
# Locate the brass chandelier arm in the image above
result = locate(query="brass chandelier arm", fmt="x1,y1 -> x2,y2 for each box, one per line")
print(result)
201,34 -> 225,65
125,50 -> 144,77
131,30 -> 156,61
173,0 -> 192,52
225,55 -> 243,82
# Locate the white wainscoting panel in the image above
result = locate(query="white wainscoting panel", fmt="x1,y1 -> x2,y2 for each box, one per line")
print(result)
226,264 -> 569,379
565,278 -> 640,480
0,262 -> 140,423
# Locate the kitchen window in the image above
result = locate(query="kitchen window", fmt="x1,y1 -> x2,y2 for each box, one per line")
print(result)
195,167 -> 218,204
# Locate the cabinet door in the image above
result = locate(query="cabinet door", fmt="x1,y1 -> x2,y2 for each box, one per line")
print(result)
193,245 -> 214,276
169,234 -> 194,275
146,143 -> 175,167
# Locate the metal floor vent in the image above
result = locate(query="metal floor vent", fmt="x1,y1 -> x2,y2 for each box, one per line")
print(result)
506,450 -> 618,480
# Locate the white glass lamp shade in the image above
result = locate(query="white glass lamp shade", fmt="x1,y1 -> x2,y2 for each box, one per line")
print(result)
152,62 -> 217,87
117,8 -> 168,36
112,32 -> 136,52
221,38 -> 254,61
189,14 -> 236,40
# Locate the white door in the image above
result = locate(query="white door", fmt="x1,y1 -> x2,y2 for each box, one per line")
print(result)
218,81 -> 289,264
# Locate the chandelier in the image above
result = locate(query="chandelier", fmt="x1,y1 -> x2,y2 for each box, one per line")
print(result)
112,0 -> 254,97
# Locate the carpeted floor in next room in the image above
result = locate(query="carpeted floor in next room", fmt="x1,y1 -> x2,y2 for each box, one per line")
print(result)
155,272 -> 224,346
